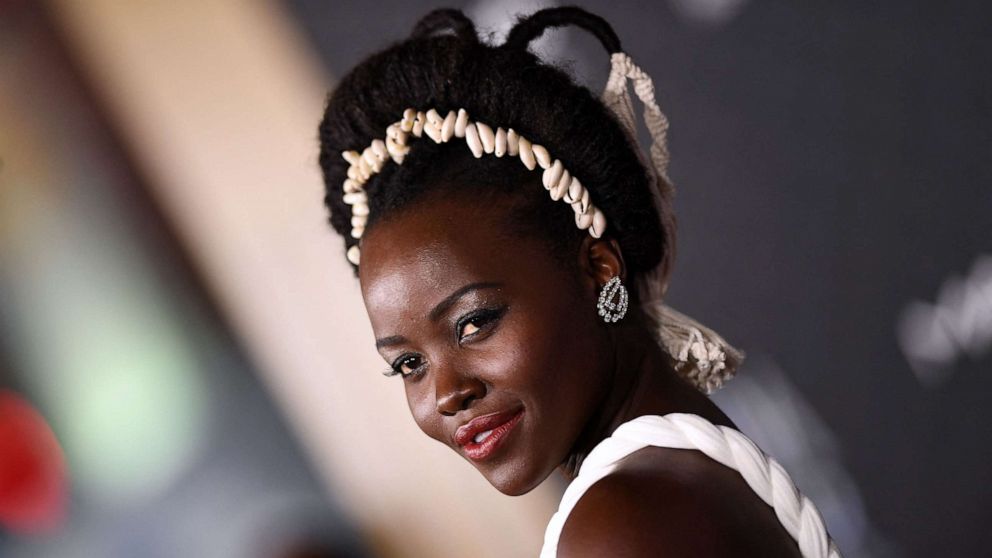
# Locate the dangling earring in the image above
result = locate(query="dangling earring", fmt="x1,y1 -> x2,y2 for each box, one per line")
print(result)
597,275 -> 628,323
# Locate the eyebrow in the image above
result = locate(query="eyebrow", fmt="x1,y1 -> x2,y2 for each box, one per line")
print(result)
374,281 -> 503,350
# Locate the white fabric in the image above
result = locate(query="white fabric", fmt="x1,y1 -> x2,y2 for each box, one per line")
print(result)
648,301 -> 744,394
600,51 -> 746,394
540,413 -> 841,557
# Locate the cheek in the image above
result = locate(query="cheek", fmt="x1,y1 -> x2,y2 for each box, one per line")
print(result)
405,382 -> 443,441
509,300 -> 605,431
483,302 -> 594,396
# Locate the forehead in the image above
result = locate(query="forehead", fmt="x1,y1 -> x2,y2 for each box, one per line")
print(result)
357,193 -> 544,325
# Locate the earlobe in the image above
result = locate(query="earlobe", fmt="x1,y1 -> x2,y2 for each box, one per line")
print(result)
578,236 -> 627,288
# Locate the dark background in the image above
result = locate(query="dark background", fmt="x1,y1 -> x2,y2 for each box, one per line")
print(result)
287,1 -> 991,555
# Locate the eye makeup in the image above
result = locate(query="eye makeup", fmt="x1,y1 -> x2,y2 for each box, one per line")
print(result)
380,303 -> 509,378
456,305 -> 508,343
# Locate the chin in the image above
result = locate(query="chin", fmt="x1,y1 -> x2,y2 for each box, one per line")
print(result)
481,463 -> 548,496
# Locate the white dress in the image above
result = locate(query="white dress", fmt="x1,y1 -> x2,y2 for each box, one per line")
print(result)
539,413 -> 841,558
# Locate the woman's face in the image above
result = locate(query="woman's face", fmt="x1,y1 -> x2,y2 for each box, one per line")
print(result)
358,191 -> 612,495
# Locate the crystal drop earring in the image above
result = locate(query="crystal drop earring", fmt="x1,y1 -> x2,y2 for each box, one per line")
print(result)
597,275 -> 628,323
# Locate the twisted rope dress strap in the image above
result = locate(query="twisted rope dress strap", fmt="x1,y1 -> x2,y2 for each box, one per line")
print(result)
540,414 -> 841,558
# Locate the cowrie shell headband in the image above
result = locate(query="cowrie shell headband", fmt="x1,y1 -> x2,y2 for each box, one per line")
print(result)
340,107 -> 607,265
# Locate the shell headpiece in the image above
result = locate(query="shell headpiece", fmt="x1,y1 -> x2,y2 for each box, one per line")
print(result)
340,107 -> 605,266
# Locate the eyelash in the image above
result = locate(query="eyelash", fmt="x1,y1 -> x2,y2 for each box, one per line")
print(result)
382,354 -> 423,378
381,306 -> 507,378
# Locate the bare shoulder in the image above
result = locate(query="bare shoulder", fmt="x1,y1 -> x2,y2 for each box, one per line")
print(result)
557,446 -> 803,558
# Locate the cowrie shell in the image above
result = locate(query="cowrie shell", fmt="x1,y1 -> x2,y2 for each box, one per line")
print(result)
465,123 -> 484,158
342,150 -> 360,165
351,214 -> 367,227
357,157 -> 372,181
441,111 -> 456,142
412,111 -> 425,137
386,137 -> 408,163
426,108 -> 442,126
343,179 -> 362,193
403,108 -> 418,133
424,121 -> 442,143
507,129 -> 520,156
454,109 -> 469,138
552,169 -> 571,200
532,144 -> 551,169
343,191 -> 367,205
346,245 -> 361,265
577,189 -> 590,214
477,123 -> 495,154
563,176 -> 583,203
575,210 -> 593,230
352,203 -> 370,216
495,128 -> 507,157
542,160 -> 563,190
589,207 -> 607,238
518,136 -> 536,170
371,139 -> 387,161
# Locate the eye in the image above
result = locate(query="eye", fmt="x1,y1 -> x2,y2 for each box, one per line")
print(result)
457,306 -> 506,342
384,354 -> 426,378
461,318 -> 483,338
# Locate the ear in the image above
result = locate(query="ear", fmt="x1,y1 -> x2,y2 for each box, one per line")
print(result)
578,236 -> 627,291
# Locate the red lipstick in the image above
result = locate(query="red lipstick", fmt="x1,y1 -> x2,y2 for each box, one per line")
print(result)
454,408 -> 524,461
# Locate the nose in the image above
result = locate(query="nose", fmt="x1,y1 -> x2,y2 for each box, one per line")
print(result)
434,361 -> 486,416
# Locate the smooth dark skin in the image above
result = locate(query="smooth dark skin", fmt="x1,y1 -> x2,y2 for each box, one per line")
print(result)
358,190 -> 801,557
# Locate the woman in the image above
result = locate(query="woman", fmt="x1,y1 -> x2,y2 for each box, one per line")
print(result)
318,7 -> 838,557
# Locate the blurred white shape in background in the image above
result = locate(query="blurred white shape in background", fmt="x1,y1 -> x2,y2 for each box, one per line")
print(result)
896,254 -> 992,387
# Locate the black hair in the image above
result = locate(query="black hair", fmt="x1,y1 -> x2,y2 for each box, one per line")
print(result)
318,6 -> 667,292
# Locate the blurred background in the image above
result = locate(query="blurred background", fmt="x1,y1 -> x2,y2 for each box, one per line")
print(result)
0,0 -> 988,556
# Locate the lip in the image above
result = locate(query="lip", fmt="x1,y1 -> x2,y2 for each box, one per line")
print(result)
454,408 -> 524,462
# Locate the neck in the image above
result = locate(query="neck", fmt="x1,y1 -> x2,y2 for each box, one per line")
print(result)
557,306 -> 734,481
